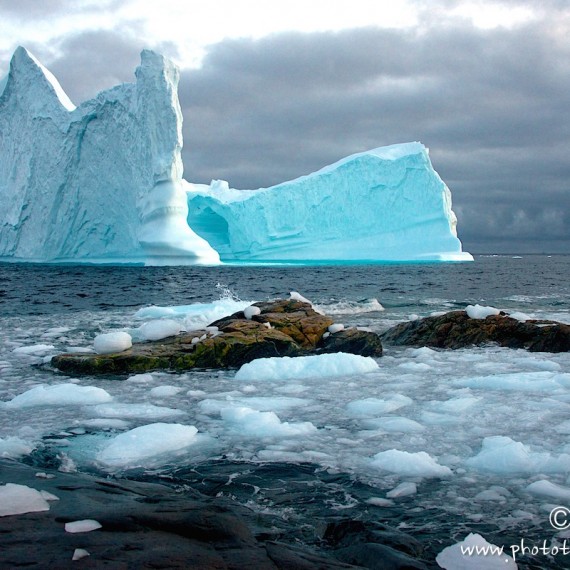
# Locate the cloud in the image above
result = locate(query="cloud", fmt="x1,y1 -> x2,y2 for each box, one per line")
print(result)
178,21 -> 570,252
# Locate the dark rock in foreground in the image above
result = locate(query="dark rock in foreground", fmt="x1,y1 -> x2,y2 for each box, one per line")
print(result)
382,310 -> 570,352
0,459 -> 361,569
52,299 -> 383,375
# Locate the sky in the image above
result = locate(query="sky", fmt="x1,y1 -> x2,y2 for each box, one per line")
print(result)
1,0 -> 569,254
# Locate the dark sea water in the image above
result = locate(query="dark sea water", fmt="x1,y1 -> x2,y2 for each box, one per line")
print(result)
1,255 -> 569,568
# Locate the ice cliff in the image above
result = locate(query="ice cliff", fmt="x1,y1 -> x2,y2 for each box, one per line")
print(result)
186,144 -> 472,262
0,47 -> 219,265
0,48 -> 471,265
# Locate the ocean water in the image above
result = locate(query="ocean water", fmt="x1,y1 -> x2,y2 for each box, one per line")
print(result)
1,254 -> 569,568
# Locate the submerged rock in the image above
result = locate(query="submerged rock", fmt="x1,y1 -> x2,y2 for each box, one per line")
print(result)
52,299 -> 383,375
382,310 -> 570,352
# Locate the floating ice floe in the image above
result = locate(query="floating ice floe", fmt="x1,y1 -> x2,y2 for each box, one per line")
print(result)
220,406 -> 317,437
346,395 -> 413,418
5,383 -> 112,408
526,480 -> 570,501
235,353 -> 379,381
133,319 -> 182,341
370,449 -> 452,478
97,423 -> 199,468
87,403 -> 184,420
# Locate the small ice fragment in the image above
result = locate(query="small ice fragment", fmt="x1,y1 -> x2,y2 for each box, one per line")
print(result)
40,490 -> 60,501
509,311 -> 532,322
72,549 -> 90,561
263,322 -> 271,329
244,305 -> 261,320
35,472 -> 55,479
5,384 -> 112,408
150,385 -> 182,398
13,344 -> 55,356
386,481 -> 417,498
465,304 -> 500,319
290,291 -> 312,304
0,484 -> 51,516
436,533 -> 517,569
191,337 -> 200,344
65,519 -> 102,533
328,323 -> 344,334
366,497 -> 394,507
93,332 -> 132,354
126,373 -> 154,383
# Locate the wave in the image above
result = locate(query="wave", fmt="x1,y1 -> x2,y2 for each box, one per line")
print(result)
314,298 -> 384,316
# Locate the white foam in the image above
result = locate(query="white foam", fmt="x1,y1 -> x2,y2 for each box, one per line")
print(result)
97,423 -> 199,468
346,395 -> 413,418
0,483 -> 51,516
5,383 -> 112,408
370,449 -> 452,478
235,353 -> 379,381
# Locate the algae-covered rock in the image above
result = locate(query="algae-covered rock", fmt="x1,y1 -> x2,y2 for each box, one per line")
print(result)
51,299 -> 383,375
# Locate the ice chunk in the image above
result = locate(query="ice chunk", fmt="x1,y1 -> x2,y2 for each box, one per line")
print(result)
0,483 -> 50,516
466,436 -> 570,474
328,323 -> 345,334
13,344 -> 55,355
135,319 -> 182,341
456,371 -> 565,392
93,332 -> 132,354
64,519 -> 102,533
465,304 -> 501,319
97,423 -> 199,468
0,436 -> 34,458
436,533 -> 517,569
149,385 -> 183,398
88,403 -> 184,420
370,450 -> 452,478
386,481 -> 417,498
243,305 -> 261,320
186,142 -> 472,263
235,353 -> 379,381
72,549 -> 90,561
221,406 -> 317,437
361,416 -> 424,433
526,480 -> 570,501
346,395 -> 413,418
5,383 -> 112,408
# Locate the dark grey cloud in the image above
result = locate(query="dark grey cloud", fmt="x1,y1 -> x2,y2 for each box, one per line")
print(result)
179,21 -> 570,253
2,1 -> 569,253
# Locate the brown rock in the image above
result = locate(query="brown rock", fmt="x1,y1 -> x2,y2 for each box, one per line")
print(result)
318,328 -> 383,357
381,310 -> 570,352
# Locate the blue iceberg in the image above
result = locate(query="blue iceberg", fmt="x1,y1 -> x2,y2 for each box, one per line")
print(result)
0,48 -> 471,265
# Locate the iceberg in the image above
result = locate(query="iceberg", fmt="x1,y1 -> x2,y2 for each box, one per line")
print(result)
0,47 -> 219,265
186,143 -> 472,262
0,47 -> 471,265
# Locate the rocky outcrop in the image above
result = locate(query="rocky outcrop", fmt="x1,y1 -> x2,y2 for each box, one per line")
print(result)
52,299 -> 383,375
381,310 -> 570,352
